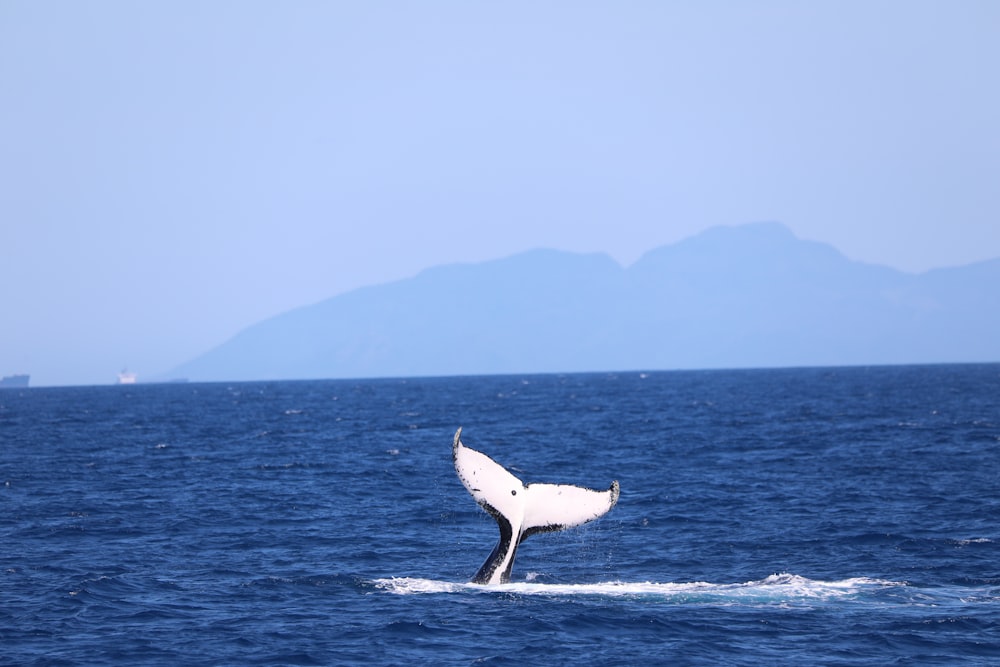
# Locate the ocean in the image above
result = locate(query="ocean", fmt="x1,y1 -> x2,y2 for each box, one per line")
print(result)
2,364 -> 999,665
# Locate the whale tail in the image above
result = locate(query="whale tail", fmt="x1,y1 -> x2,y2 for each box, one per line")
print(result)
452,427 -> 619,585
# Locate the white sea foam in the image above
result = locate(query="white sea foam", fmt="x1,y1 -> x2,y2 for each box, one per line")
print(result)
956,537 -> 992,546
372,573 -> 903,602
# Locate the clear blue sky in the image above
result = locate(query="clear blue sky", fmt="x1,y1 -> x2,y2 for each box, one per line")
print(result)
2,1 -> 998,386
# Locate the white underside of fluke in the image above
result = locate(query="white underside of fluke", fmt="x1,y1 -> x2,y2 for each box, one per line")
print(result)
452,427 -> 619,585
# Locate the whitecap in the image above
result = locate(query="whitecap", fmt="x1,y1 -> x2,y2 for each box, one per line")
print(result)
956,537 -> 992,546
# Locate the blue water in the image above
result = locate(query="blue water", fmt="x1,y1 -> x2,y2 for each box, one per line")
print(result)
2,364 -> 999,665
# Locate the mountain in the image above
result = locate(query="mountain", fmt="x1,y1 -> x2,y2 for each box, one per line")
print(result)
170,222 -> 1000,381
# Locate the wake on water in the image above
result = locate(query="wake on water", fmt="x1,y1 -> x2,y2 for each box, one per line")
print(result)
372,573 -> 906,605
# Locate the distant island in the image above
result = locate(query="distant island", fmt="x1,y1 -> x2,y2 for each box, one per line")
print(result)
0,373 -> 30,389
169,222 -> 1000,382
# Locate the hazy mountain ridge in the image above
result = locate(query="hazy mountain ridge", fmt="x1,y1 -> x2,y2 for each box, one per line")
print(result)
170,223 -> 999,381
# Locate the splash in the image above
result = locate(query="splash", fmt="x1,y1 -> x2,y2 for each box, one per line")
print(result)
372,572 -> 902,604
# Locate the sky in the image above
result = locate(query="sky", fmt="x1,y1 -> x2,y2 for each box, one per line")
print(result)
2,1 -> 998,386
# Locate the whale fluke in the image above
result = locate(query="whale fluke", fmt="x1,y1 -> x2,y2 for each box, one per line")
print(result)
452,427 -> 619,585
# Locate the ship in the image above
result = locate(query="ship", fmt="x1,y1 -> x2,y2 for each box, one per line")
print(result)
117,370 -> 137,385
0,373 -> 30,388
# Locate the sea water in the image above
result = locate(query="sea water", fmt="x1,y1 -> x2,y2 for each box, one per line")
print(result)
2,364 -> 999,665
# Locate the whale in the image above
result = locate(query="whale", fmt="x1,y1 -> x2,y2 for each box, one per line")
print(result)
452,427 -> 620,585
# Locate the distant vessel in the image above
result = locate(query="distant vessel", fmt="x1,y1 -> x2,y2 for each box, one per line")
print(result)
117,370 -> 137,385
0,373 -> 30,388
